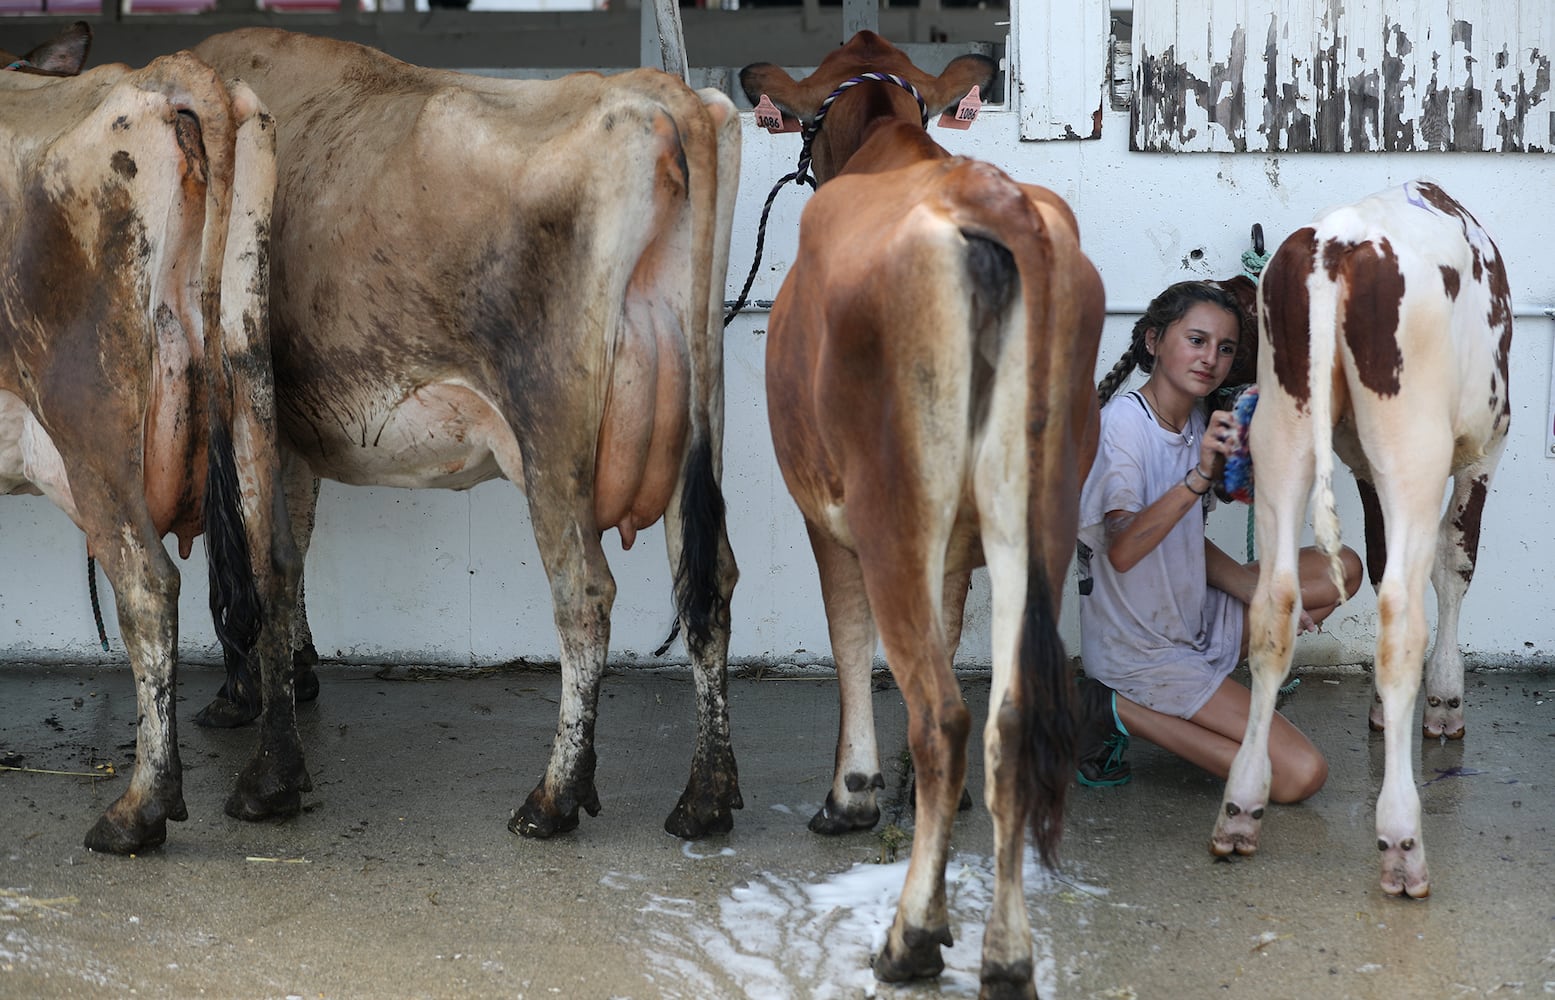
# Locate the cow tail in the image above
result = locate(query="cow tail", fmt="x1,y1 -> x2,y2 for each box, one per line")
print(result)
1306,257 -> 1348,604
206,417 -> 263,675
158,55 -> 265,691
992,197 -> 1076,869
674,433 -> 726,658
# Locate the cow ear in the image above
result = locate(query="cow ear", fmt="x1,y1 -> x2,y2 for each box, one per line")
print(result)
740,62 -> 806,123
926,53 -> 996,117
26,20 -> 91,75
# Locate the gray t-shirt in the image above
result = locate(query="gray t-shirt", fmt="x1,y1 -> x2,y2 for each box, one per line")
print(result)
1076,391 -> 1243,719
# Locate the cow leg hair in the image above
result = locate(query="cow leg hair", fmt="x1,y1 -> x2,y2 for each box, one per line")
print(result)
875,628 -> 968,983
805,521 -> 884,835
978,545 -> 1037,995
195,467 -> 322,727
509,514 -> 611,839
1421,458 -> 1498,740
85,533 -> 186,854
1374,577 -> 1432,897
663,494 -> 743,839
1211,563 -> 1298,858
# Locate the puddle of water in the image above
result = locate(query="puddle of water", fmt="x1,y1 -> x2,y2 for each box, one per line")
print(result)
622,851 -> 1107,998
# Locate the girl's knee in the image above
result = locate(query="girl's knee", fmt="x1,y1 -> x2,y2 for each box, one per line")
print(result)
1340,546 -> 1364,599
1272,748 -> 1328,804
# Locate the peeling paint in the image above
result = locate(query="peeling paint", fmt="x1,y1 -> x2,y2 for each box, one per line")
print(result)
1134,1 -> 1554,154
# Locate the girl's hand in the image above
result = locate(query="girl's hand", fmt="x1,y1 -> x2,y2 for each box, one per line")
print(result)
1198,408 -> 1237,478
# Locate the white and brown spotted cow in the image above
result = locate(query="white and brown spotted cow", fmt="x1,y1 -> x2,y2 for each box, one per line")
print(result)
188,29 -> 743,839
742,32 -> 1104,996
1214,181 -> 1511,898
1,25 -> 301,853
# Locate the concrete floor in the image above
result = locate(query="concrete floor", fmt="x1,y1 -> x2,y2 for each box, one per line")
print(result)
2,660 -> 1553,999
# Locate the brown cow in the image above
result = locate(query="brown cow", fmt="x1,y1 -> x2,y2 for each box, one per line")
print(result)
742,32 -> 1104,998
189,28 -> 743,839
1214,181 -> 1511,897
1,25 -> 300,853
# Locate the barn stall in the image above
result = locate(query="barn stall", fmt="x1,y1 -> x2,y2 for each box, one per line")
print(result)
0,1 -> 1549,675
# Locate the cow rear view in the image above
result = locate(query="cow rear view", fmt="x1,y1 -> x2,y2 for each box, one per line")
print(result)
0,25 -> 299,853
1217,181 -> 1511,897
742,32 -> 1104,996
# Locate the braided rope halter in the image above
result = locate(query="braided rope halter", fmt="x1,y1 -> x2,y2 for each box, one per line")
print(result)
722,73 -> 930,329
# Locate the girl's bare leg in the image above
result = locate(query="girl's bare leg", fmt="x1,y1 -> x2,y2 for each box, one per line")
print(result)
1115,679 -> 1327,803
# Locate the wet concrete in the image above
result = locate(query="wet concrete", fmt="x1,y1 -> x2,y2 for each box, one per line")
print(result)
2,661 -> 1553,998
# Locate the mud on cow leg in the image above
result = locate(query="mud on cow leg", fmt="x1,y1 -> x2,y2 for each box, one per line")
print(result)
85,777 -> 189,855
977,960 -> 1038,1000
665,738 -> 743,839
509,745 -> 602,838
195,642 -> 321,729
225,745 -> 313,821
874,925 -> 952,983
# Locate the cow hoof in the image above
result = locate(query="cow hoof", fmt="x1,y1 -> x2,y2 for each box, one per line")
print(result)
664,788 -> 739,840
874,926 -> 951,983
1422,702 -> 1465,740
193,693 -> 260,729
977,960 -> 1037,1000
807,792 -> 879,835
224,756 -> 309,821
1209,801 -> 1263,858
295,664 -> 321,705
84,807 -> 172,855
1379,836 -> 1430,898
508,798 -> 581,839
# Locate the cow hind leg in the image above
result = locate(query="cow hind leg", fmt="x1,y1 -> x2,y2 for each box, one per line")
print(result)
869,565 -> 968,984
196,462 -> 321,727
1371,467 -> 1449,897
805,519 -> 884,835
1354,477 -> 1393,732
1421,445 -> 1501,740
509,492 -> 613,839
976,545 -> 1044,999
224,432 -> 312,822
84,520 -> 187,854
661,439 -> 743,838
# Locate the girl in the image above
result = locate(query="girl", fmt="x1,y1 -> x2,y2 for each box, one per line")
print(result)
1075,280 -> 1362,802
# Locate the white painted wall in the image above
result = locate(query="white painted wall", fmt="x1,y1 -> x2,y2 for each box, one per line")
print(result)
3,36 -> 1552,672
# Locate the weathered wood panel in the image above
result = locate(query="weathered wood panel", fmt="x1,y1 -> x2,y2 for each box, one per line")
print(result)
1134,0 -> 1554,152
1016,0 -> 1107,140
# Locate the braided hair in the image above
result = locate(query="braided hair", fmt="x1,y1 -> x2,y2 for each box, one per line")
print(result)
1096,280 -> 1247,407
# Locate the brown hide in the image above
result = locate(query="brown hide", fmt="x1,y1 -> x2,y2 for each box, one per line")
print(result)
0,28 -> 297,855
741,31 -> 1104,993
191,29 -> 743,840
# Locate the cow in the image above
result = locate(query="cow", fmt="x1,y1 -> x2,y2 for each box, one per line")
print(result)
741,32 -> 1105,998
1,24 -> 301,853
1213,180 -> 1511,898
187,28 -> 744,840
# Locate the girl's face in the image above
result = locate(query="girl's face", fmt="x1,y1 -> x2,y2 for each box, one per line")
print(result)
1147,301 -> 1240,400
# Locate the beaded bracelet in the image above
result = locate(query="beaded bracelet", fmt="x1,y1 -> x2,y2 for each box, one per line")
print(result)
1183,465 -> 1213,496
